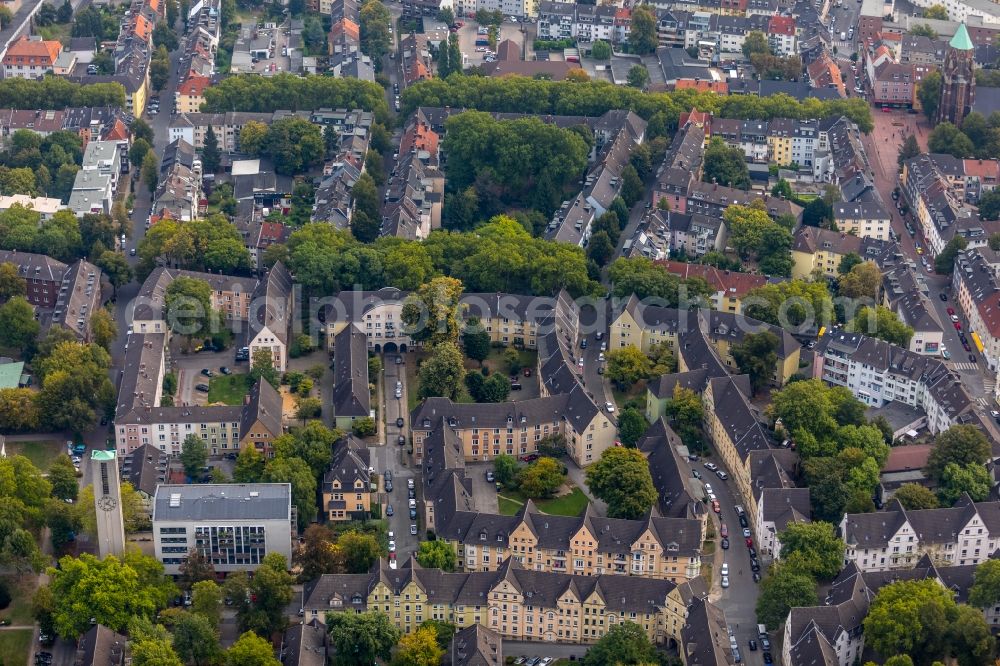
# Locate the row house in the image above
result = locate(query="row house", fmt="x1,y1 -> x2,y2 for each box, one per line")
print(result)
953,249 -> 1000,369
302,557 -> 714,648
152,139 -> 202,222
900,153 -> 1000,256
840,495 -> 1000,571
813,330 -> 979,433
864,43 -> 919,106
411,393 -> 616,468
832,200 -> 892,241
1,35 -> 62,79
321,436 -> 371,521
655,260 -> 767,313
812,117 -> 874,200
113,333 -> 284,455
881,265 -> 945,356
790,225 -> 900,280
382,109 -> 443,240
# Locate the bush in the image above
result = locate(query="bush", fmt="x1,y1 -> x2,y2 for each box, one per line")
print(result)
352,416 -> 377,437
0,579 -> 10,609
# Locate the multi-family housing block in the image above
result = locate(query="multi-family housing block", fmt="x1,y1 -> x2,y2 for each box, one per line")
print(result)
881,264 -> 945,355
953,248 -> 1000,368
791,226 -> 900,280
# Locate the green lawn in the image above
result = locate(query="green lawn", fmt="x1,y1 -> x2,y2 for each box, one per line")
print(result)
4,440 -> 63,472
0,629 -> 32,665
0,575 -> 37,626
207,374 -> 249,405
498,487 -> 589,517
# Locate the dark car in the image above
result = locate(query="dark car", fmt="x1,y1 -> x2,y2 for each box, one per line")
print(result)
409,507 -> 417,519
748,546 -> 757,559
220,366 -> 232,375
739,515 -> 748,528
963,342 -> 972,352
201,368 -> 214,377
750,558 -> 761,572
398,435 -> 406,445
763,653 -> 773,665
408,488 -> 416,499
753,572 -> 761,583
940,292 -> 948,301
721,537 -> 729,549
748,639 -> 757,651
580,339 -> 588,349
970,354 -> 977,362
386,504 -> 393,516
385,480 -> 393,492
520,454 -> 539,463
395,355 -> 403,364
225,452 -> 238,460
396,417 -> 404,428
195,384 -> 210,392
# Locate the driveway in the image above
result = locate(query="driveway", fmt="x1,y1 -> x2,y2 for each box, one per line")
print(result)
464,461 -> 500,514
170,349 -> 237,406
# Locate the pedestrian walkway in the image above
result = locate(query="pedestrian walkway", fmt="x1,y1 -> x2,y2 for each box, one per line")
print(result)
952,362 -> 980,371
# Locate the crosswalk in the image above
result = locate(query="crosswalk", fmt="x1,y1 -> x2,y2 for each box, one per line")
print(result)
951,362 -> 980,371
978,397 -> 989,409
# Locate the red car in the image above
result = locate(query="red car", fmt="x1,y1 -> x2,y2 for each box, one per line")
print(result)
712,500 -> 721,513
947,307 -> 956,316
746,537 -> 754,548
519,454 -> 539,463
523,367 -> 532,377
720,523 -> 729,538
955,322 -> 962,330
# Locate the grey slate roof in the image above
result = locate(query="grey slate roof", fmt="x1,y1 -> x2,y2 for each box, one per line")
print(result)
152,483 -> 291,522
239,379 -> 283,440
450,624 -> 502,666
280,619 -> 326,666
75,625 -> 129,666
332,323 -> 370,417
120,443 -> 168,498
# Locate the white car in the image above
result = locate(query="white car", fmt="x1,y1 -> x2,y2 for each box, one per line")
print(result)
605,401 -> 615,413
475,46 -> 486,52
410,524 -> 418,535
721,575 -> 730,588
704,462 -> 718,471
408,498 -> 416,509
389,559 -> 397,569
704,483 -> 714,495
577,357 -> 584,368
388,540 -> 396,552
388,530 -> 394,539
721,562 -> 729,576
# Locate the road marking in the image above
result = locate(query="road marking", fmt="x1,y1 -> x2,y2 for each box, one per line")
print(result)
951,362 -> 980,371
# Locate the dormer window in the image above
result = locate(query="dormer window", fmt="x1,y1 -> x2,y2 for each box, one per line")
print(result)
480,531 -> 488,541
351,594 -> 362,605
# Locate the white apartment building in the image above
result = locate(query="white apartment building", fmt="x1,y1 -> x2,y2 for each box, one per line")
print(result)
152,483 -> 295,574
833,200 -> 891,241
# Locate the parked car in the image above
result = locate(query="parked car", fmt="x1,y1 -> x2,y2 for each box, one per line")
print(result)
940,292 -> 948,301
201,368 -> 214,377
396,417 -> 405,428
220,366 -> 231,375
519,454 -> 539,463
721,575 -> 729,588
704,462 -> 718,471
748,639 -> 757,651
385,480 -> 392,492
386,505 -> 393,516
195,384 -> 210,392
716,470 -> 728,480
720,523 -> 728,538
409,507 -> 417,519
721,537 -> 729,549
486,471 -> 495,482
410,524 -> 418,535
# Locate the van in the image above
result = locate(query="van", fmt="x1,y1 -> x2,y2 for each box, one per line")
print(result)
757,624 -> 768,638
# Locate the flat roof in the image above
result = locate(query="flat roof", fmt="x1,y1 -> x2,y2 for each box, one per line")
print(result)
153,483 -> 291,522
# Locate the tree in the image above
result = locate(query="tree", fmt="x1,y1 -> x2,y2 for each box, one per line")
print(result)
617,408 -> 649,447
418,342 -> 466,400
756,564 -> 819,630
153,21 -> 179,50
493,454 -> 518,487
142,151 -> 159,194
605,345 -> 653,390
938,462 -> 991,505
462,317 -> 491,364
239,121 -> 268,154
517,457 -> 564,499
626,64 -> 649,89
233,445 -> 265,483
628,4 -> 658,55
226,554 -> 294,637
202,127 -> 221,174
863,579 -> 956,660
172,612 -> 220,666
935,235 -> 968,274
225,632 -> 280,666
338,530 -> 382,573
0,296 -> 39,348
393,626 -> 445,666
703,136 -> 750,189
360,0 -> 393,64
731,331 -> 779,395
263,456 -> 317,529
165,276 -> 213,340
743,30 -> 770,57
898,134 -> 921,167
415,540 -> 457,571
295,525 -> 342,582
260,118 -> 324,176
352,415 -> 376,437
96,251 -> 133,294
924,3 -> 948,18
581,621 -> 658,666
910,22 -> 938,38
47,552 -> 176,638
918,70 -> 942,122
777,522 -> 845,580
250,349 -> 280,389
591,39 -> 611,59
585,447 -> 657,519
180,434 -> 208,479
928,121 -> 974,158
981,192 -> 1000,221
846,306 -> 914,347
326,611 -> 401,666
35,341 -> 115,432
802,197 -> 832,228
587,230 -> 615,267
892,483 -> 939,509
178,549 -> 215,589
838,260 -> 882,300
402,276 -> 465,346
0,387 -> 40,432
665,384 -> 704,450
969,559 -> 1000,609
926,424 -> 991,482
190,580 -> 223,629
0,261 -> 25,301
131,635 -> 183,666
48,454 -> 79,501
948,604 -> 996,666
89,308 -> 117,351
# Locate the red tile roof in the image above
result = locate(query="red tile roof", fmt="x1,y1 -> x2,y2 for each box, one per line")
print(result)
2,36 -> 61,66
177,75 -> 211,97
768,15 -> 795,36
881,444 -> 931,473
656,260 -> 768,298
675,79 -> 728,93
963,159 -> 1000,180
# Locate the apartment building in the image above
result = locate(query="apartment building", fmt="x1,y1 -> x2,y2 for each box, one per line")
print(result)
152,483 -> 294,574
321,436 -> 371,521
302,557 -> 704,647
881,265 -> 945,356
2,35 -> 61,79
0,194 -> 64,219
813,330 -> 978,434
953,249 -> 1000,368
132,267 -> 257,334
832,200 -> 892,241
839,496 -> 1000,571
791,226 -> 900,279
331,323 -> 371,431
611,297 -> 802,386
247,261 -> 294,372
175,75 -> 211,115
411,394 -> 616,468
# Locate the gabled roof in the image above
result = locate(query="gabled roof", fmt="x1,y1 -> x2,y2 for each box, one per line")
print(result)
240,379 -> 282,439
332,323 -> 370,417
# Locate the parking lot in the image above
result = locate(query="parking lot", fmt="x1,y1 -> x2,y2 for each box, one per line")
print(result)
453,19 -> 529,66
170,348 -> 243,406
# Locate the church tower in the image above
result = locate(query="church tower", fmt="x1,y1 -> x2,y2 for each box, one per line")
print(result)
91,450 -> 126,558
937,22 -> 976,126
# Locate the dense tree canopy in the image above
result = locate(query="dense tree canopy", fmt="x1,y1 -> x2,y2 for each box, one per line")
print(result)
756,562 -> 818,630
725,203 -> 793,276
703,136 -> 750,189
585,447 -> 657,519
326,611 -> 401,666
731,331 -> 780,395
400,73 -> 874,132
846,306 -> 914,347
203,74 -> 388,121
926,425 -> 991,483
0,75 -> 125,110
777,522 -> 845,580
608,256 -> 713,305
581,621 -> 658,666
